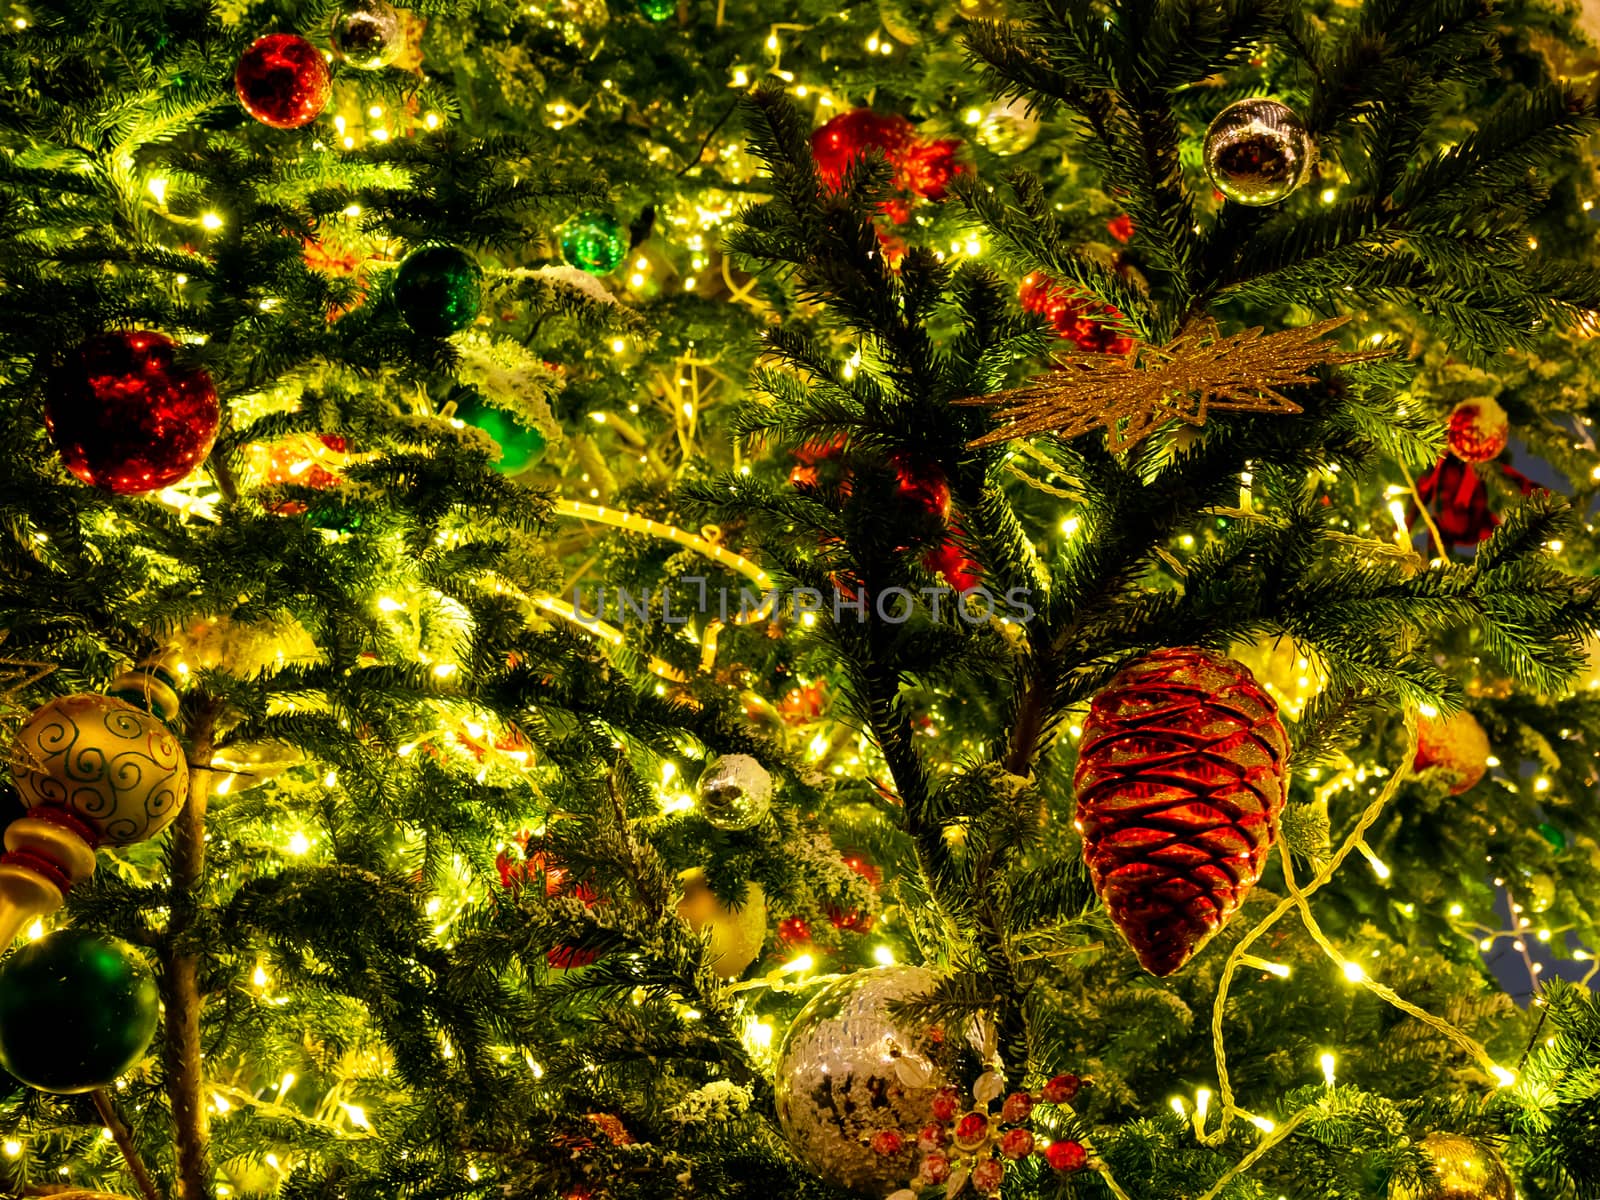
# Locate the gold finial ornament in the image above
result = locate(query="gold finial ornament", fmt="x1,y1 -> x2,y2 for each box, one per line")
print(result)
954,316 -> 1389,454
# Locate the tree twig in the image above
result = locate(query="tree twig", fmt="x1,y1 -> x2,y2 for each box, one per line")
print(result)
91,1089 -> 163,1200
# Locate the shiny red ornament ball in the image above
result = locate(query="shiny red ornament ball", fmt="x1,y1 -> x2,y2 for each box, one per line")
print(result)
919,1151 -> 951,1184
1073,648 -> 1290,976
916,1123 -> 946,1151
1041,1073 -> 1080,1105
46,330 -> 219,495
929,1087 -> 960,1123
235,34 -> 332,129
1414,709 -> 1490,794
1043,1140 -> 1086,1172
812,110 -> 916,191
1446,396 -> 1509,464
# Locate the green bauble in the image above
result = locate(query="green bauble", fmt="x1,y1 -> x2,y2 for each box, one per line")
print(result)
638,0 -> 675,19
1538,822 -> 1568,853
558,211 -> 629,275
456,396 -> 547,474
0,930 -> 160,1093
394,245 -> 482,336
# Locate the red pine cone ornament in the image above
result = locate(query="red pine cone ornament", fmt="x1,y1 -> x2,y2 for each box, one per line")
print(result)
1073,648 -> 1290,976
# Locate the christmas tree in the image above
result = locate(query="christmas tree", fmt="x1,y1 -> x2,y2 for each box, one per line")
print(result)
2,1 -> 1600,1199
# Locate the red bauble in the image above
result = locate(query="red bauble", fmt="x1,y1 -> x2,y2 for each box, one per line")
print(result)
1000,1091 -> 1032,1124
1073,648 -> 1289,976
46,331 -> 219,495
1446,397 -> 1509,464
1000,1128 -> 1034,1159
889,452 -> 952,521
1414,709 -> 1490,794
496,836 -> 603,968
929,1087 -> 960,1123
812,110 -> 916,191
1043,1140 -> 1086,1172
1106,214 -> 1136,243
898,136 -> 964,200
1018,272 -> 1134,355
924,537 -> 982,593
971,1157 -> 1005,1194
235,34 -> 332,129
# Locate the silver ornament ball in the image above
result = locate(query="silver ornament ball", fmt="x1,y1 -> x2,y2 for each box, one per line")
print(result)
1203,98 -> 1314,206
331,0 -> 406,70
977,97 -> 1040,156
775,965 -> 989,1195
697,754 -> 773,830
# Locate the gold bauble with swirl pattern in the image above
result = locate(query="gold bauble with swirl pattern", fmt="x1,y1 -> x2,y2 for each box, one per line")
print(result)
11,688 -> 188,846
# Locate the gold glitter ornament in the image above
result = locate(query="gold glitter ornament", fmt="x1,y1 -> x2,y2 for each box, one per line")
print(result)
1391,1133 -> 1514,1200
955,316 -> 1387,454
675,868 -> 767,979
1204,98 -> 1316,206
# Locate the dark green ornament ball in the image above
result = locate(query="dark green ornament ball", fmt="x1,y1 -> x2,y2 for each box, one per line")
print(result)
0,930 -> 160,1094
456,396 -> 547,474
638,0 -> 676,19
558,211 -> 629,275
1538,822 -> 1568,853
394,245 -> 482,336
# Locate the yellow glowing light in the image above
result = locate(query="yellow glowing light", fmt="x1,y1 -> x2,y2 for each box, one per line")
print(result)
629,272 -> 645,287
965,107 -> 983,124
467,1166 -> 479,1182
265,1155 -> 280,1171
766,33 -> 779,49
1417,702 -> 1438,719
212,1092 -> 232,1113
3,1141 -> 21,1158
1320,187 -> 1336,203
1169,1096 -> 1187,1117
1357,842 -> 1391,880
1448,903 -> 1463,917
1534,776 -> 1551,792
610,338 -> 626,353
745,1020 -> 774,1050
340,1103 -> 370,1129
25,919 -> 44,941
148,177 -> 169,205
1490,1065 -> 1516,1088
324,771 -> 338,788
287,832 -> 312,856
1060,516 -> 1081,536
872,944 -> 895,966
1195,1088 -> 1212,1118
782,953 -> 814,974
732,68 -> 749,87
201,212 -> 223,231
252,964 -> 269,987
1249,1115 -> 1276,1133
1342,960 -> 1367,983
1320,1053 -> 1337,1087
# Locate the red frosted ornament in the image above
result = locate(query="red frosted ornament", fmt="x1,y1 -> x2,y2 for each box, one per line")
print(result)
1446,396 -> 1509,464
1414,709 -> 1490,794
1073,648 -> 1290,976
916,1123 -> 946,1151
898,135 -> 963,200
929,1087 -> 960,1123
235,34 -> 332,130
496,835 -> 603,968
870,1130 -> 904,1156
1018,272 -> 1134,355
1040,1073 -> 1080,1104
46,330 -> 219,495
919,1151 -> 951,1184
971,1157 -> 1005,1194
1000,1091 -> 1033,1124
1043,1140 -> 1087,1172
1000,1128 -> 1035,1159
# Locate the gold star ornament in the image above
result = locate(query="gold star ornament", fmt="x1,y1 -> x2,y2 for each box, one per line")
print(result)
954,316 -> 1389,454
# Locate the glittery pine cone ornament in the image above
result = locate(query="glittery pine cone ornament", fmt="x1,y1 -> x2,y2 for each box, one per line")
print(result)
1073,648 -> 1290,975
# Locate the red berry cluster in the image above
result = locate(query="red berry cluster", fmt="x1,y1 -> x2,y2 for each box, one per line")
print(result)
811,110 -> 963,201
873,1074 -> 1087,1197
1018,272 -> 1135,355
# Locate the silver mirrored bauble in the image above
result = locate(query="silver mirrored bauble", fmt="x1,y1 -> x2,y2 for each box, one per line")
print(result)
774,965 -> 990,1194
1203,98 -> 1314,206
697,754 -> 772,830
331,0 -> 406,70
978,97 -> 1040,156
